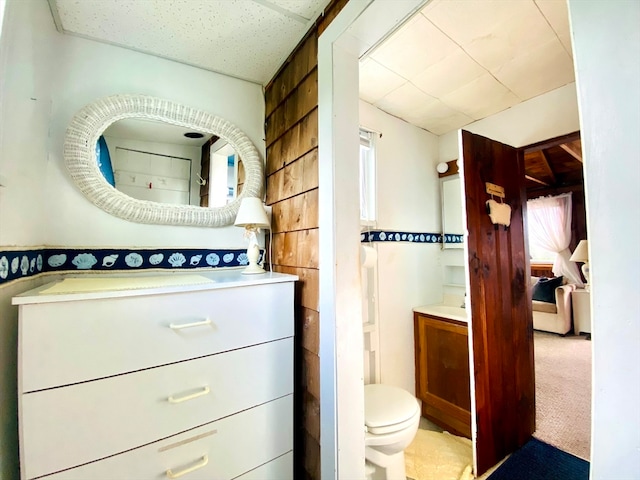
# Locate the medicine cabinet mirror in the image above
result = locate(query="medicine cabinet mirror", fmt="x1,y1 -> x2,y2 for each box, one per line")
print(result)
441,174 -> 464,249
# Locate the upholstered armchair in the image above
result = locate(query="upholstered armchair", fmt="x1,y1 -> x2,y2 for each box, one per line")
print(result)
530,276 -> 576,335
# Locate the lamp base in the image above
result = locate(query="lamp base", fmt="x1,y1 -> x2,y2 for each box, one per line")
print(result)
241,242 -> 266,275
241,264 -> 266,275
582,262 -> 590,290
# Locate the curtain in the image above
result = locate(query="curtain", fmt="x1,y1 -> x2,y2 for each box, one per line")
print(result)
527,193 -> 583,286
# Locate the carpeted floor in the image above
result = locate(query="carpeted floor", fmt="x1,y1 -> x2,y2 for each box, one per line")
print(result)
533,331 -> 592,460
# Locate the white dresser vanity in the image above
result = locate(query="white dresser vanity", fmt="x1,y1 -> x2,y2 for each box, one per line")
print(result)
13,271 -> 297,480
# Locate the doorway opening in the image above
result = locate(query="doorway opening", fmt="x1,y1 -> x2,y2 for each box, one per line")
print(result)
522,132 -> 591,461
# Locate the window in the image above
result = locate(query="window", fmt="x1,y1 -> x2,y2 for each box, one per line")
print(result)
359,129 -> 377,225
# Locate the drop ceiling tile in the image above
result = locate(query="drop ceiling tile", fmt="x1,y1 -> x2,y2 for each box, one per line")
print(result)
375,83 -> 439,119
52,0 -> 319,84
411,49 -> 486,99
470,13 -> 558,72
407,101 -> 474,136
423,0 -> 534,47
425,0 -> 557,72
266,0 -> 328,20
534,0 -> 570,35
492,38 -> 575,100
440,73 -> 520,120
359,58 -> 408,104
534,0 -> 573,56
557,32 -> 573,58
370,14 -> 459,80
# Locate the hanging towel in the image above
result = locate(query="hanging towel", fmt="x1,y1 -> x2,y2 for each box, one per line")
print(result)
486,199 -> 512,227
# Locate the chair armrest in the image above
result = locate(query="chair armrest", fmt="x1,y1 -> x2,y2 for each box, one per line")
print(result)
555,284 -> 576,321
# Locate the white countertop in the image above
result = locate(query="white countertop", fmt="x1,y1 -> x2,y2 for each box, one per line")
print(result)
12,270 -> 298,305
413,304 -> 469,323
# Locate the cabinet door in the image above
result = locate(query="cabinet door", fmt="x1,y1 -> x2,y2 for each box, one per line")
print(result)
414,313 -> 471,437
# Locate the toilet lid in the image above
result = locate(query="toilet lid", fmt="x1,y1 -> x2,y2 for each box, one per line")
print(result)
364,384 -> 419,434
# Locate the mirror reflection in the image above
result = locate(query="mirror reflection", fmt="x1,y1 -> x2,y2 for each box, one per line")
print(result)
441,174 -> 464,249
99,118 -> 240,207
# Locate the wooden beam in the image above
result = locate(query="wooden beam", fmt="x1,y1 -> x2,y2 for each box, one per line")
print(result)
560,143 -> 583,163
525,174 -> 550,186
539,150 -> 557,184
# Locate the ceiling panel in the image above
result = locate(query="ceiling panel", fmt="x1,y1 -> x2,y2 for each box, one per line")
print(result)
440,73 -> 520,120
492,38 -> 575,100
359,58 -> 407,104
375,83 -> 438,119
408,101 -> 474,136
411,49 -> 486,99
534,0 -> 574,56
360,0 -> 575,137
370,14 -> 459,81
50,0 -> 328,85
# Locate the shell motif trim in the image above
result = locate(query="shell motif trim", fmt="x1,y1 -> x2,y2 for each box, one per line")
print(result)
361,230 -> 463,244
0,247 -> 256,286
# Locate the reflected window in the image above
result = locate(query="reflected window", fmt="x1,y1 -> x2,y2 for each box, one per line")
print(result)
208,141 -> 238,207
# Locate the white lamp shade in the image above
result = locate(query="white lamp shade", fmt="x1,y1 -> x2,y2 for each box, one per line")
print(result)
234,197 -> 270,229
436,162 -> 449,174
570,240 -> 589,263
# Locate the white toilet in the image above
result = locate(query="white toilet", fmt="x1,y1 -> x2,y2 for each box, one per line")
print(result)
364,383 -> 421,480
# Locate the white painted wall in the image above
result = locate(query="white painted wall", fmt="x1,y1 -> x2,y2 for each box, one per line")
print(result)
0,0 -> 57,247
438,82 -> 580,153
0,1 -> 59,476
359,100 -> 442,394
568,1 -> 640,477
45,32 -> 264,247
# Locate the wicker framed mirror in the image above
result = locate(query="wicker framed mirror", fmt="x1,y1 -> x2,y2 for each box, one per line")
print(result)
64,94 -> 264,227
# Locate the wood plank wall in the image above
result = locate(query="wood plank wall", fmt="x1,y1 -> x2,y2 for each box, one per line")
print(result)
263,1 -> 347,478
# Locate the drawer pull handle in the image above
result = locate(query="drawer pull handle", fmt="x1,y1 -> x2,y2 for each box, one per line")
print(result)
166,455 -> 209,478
168,386 -> 210,404
169,318 -> 212,330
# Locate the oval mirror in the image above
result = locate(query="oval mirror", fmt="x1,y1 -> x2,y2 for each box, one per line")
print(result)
64,94 -> 264,227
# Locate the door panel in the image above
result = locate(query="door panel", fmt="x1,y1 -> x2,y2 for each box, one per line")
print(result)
461,130 -> 535,475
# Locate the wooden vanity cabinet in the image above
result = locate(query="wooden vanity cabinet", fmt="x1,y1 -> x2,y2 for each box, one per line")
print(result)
414,312 -> 471,438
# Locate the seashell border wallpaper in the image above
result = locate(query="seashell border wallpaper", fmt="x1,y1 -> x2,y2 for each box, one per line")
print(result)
0,231 -> 459,285
361,230 -> 463,244
0,247 -> 259,286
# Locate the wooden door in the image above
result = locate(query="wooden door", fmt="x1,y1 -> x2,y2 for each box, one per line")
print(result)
461,130 -> 535,475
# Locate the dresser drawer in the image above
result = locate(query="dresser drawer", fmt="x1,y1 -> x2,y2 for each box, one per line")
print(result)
235,452 -> 293,480
19,282 -> 293,392
20,339 -> 293,480
42,395 -> 293,480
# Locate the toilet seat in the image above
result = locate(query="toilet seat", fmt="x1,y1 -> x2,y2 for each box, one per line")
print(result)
364,384 -> 420,435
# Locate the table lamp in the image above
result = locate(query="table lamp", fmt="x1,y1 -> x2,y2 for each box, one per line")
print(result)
570,240 -> 590,288
234,197 -> 270,274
